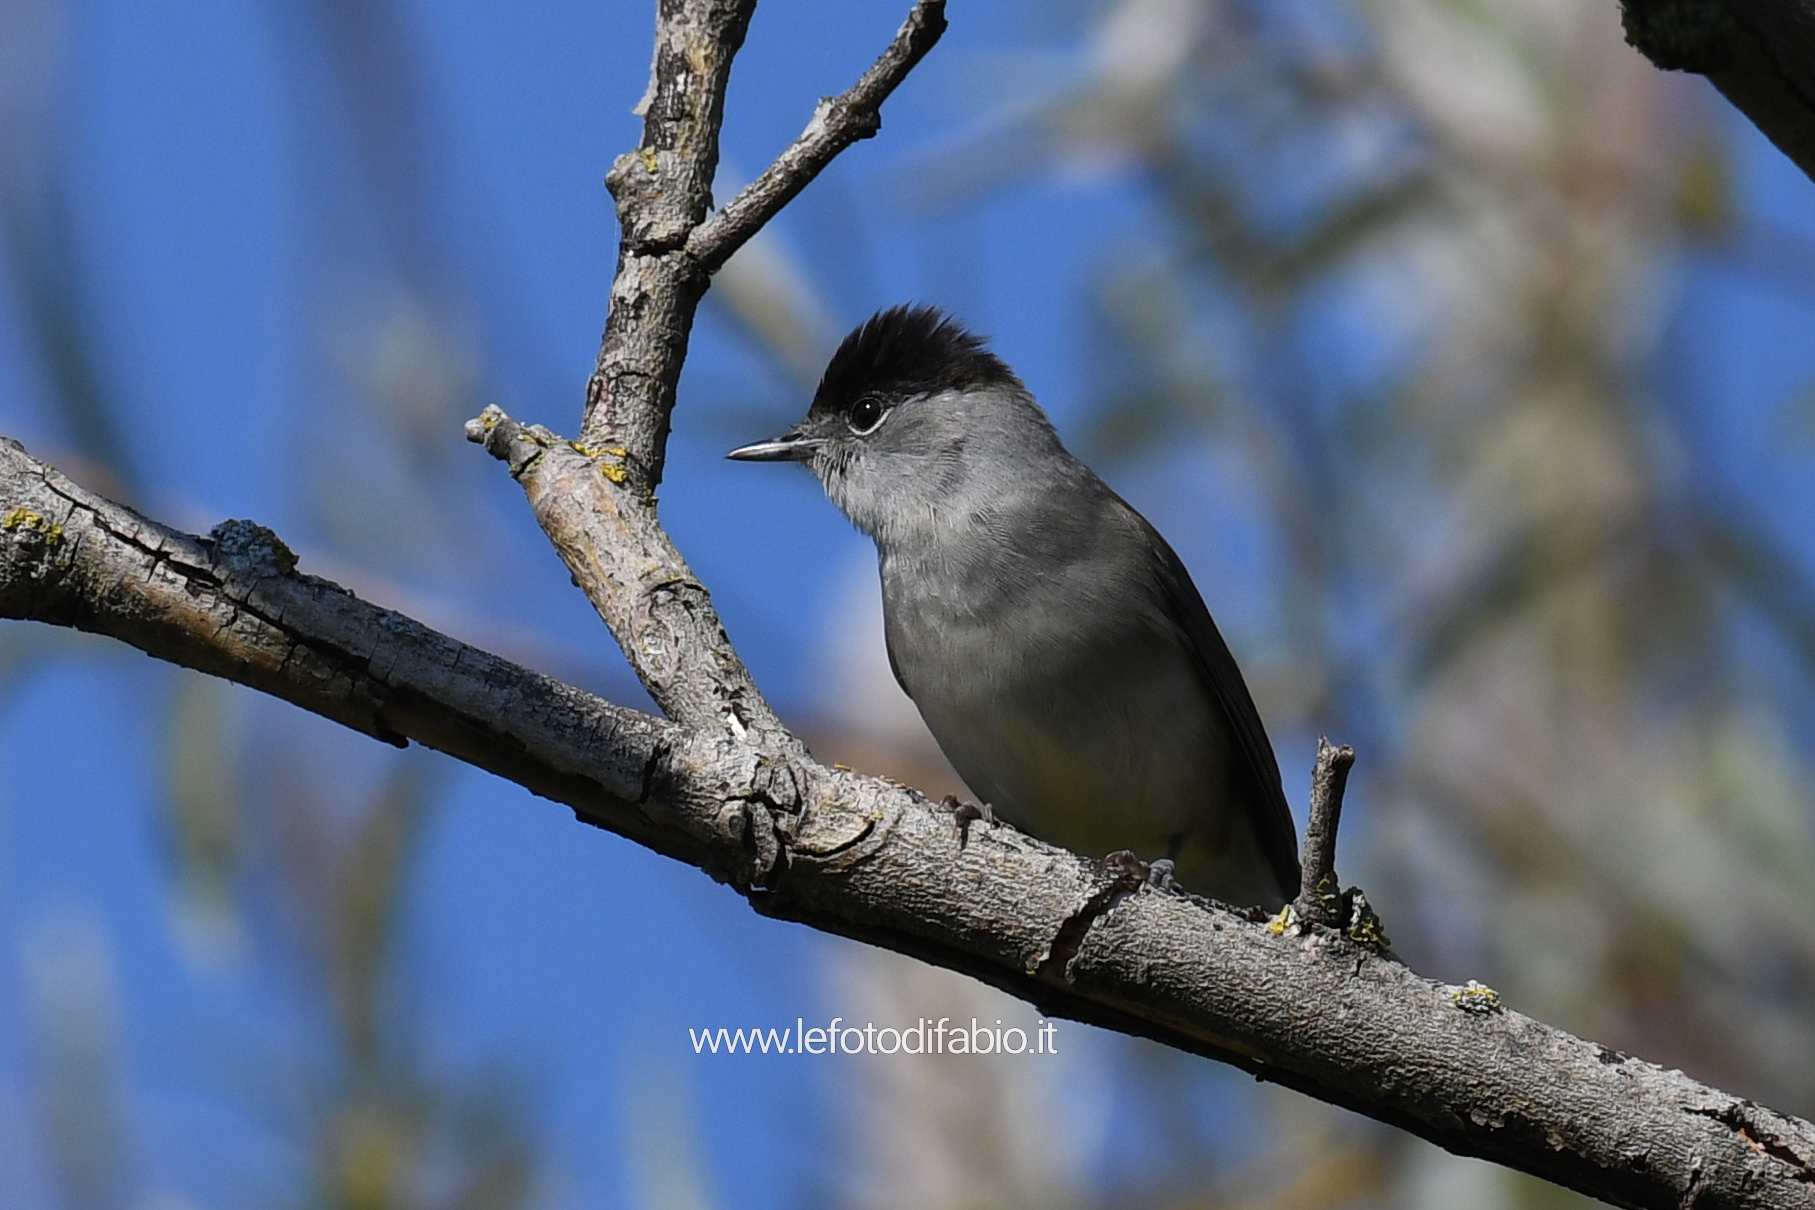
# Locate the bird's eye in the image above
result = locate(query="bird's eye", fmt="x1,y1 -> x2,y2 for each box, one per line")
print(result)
848,397 -> 887,435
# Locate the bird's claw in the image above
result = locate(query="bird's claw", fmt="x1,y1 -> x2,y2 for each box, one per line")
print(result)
941,794 -> 996,826
941,794 -> 996,846
1145,858 -> 1178,891
1104,850 -> 1177,891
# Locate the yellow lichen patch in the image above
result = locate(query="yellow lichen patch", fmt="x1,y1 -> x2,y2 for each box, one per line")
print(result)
1310,873 -> 1341,919
1347,911 -> 1391,951
2,507 -> 64,545
832,763 -> 852,772
638,147 -> 659,173
1449,980 -> 1501,1014
1267,905 -> 1294,936
571,442 -> 635,486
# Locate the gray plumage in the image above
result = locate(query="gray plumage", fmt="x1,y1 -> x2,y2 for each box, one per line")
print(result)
729,306 -> 1300,907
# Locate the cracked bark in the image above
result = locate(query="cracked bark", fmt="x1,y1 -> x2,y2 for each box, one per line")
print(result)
1620,0 -> 1815,183
7,1 -> 1815,1206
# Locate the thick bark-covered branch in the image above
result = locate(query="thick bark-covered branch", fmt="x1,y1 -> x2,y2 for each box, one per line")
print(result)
5,433 -> 1815,1209
1621,0 -> 1815,183
0,436 -> 697,863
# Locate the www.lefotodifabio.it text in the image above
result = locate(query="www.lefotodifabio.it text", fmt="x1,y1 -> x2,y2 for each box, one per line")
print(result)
688,1017 -> 1059,1056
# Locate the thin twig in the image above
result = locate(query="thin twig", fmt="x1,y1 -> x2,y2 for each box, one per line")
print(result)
687,0 -> 948,273
1295,736 -> 1355,927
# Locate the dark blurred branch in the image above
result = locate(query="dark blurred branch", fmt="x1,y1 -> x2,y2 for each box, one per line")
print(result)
1621,0 -> 1815,184
686,0 -> 947,273
5,433 -> 1815,1209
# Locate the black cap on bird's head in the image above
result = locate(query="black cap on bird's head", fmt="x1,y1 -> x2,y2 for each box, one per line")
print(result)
726,305 -> 1022,462
811,305 -> 1020,415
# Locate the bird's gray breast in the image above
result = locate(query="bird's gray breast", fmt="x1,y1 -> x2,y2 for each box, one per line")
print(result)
878,505 -> 1237,865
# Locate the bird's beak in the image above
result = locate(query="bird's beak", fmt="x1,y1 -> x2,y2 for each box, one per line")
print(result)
726,429 -> 817,462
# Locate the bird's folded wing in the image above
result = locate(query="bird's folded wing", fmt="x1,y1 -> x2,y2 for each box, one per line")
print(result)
1140,518 -> 1303,900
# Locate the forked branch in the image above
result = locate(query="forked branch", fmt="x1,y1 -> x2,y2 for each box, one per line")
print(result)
687,0 -> 948,272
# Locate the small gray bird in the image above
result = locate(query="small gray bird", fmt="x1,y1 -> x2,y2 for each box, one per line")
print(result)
729,306 -> 1300,908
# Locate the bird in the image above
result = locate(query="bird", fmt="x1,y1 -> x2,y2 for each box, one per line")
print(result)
728,305 -> 1301,908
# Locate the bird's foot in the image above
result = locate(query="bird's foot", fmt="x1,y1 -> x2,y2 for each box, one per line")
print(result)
941,794 -> 996,826
940,794 -> 996,847
1145,858 -> 1178,891
1104,851 -> 1178,892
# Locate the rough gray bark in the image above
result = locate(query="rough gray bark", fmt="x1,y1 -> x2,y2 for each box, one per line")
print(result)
6,1 -> 1815,1206
1620,0 -> 1815,183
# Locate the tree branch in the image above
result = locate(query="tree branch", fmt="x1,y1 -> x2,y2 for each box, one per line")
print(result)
464,407 -> 801,756
509,0 -> 945,751
686,0 -> 947,274
5,432 -> 1815,1208
581,0 -> 758,482
1621,0 -> 1815,184
0,436 -> 697,861
1294,737 -> 1354,928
